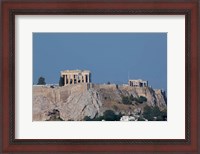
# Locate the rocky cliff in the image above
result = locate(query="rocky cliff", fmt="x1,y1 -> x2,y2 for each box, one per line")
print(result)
33,83 -> 167,121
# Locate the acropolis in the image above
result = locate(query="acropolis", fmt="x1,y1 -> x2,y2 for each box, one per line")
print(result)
34,69 -> 167,122
60,70 -> 91,86
60,69 -> 149,88
128,79 -> 148,87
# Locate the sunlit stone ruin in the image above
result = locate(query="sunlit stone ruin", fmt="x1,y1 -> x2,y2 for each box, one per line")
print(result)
60,69 -> 149,88
61,70 -> 91,86
128,79 -> 148,87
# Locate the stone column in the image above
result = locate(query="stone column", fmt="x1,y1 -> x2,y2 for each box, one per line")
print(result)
83,74 -> 86,83
72,74 -> 75,84
88,74 -> 90,83
64,75 -> 66,86
66,75 -> 68,84
68,74 -> 70,84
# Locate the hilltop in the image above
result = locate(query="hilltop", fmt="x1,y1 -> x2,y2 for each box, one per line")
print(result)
33,83 -> 167,121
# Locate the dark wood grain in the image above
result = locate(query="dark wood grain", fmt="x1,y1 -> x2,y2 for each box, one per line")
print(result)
1,0 -> 199,153
0,1 -> 3,154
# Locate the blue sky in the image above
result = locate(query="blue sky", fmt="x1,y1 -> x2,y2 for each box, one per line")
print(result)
33,33 -> 167,90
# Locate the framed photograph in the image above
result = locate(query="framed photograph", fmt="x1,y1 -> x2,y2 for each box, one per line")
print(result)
1,0 -> 199,153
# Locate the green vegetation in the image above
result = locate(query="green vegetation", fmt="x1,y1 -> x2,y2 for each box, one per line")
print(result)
46,117 -> 64,121
84,110 -> 122,121
103,110 -> 121,121
79,106 -> 167,121
37,76 -> 46,85
46,109 -> 64,121
130,94 -> 134,101
121,95 -> 147,105
142,106 -> 167,121
83,116 -> 93,121
137,96 -> 147,104
137,117 -> 146,121
122,96 -> 132,104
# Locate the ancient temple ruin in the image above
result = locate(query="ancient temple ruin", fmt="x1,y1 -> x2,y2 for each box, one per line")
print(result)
61,70 -> 91,86
128,79 -> 148,87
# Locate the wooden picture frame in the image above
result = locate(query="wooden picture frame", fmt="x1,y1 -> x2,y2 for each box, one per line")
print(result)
1,0 -> 199,153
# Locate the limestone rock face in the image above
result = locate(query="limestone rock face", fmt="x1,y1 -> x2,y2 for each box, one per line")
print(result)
33,84 -> 167,121
118,85 -> 166,109
59,89 -> 102,120
33,84 -> 102,121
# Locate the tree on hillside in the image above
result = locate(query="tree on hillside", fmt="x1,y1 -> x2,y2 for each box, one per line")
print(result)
130,94 -> 134,101
142,106 -> 167,121
122,96 -> 132,104
37,76 -> 46,85
138,96 -> 147,103
103,110 -> 122,121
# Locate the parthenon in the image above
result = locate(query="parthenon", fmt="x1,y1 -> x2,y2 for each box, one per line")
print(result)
61,70 -> 91,86
128,79 -> 148,87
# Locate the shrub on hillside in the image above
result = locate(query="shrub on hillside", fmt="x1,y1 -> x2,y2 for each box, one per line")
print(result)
130,94 -> 134,101
122,96 -> 132,104
137,96 -> 147,103
103,110 -> 121,121
143,106 -> 167,121
83,116 -> 93,121
137,117 -> 146,121
121,95 -> 147,105
83,110 -> 122,121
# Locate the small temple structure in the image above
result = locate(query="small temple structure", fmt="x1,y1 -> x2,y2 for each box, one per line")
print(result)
60,70 -> 91,86
128,79 -> 148,87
